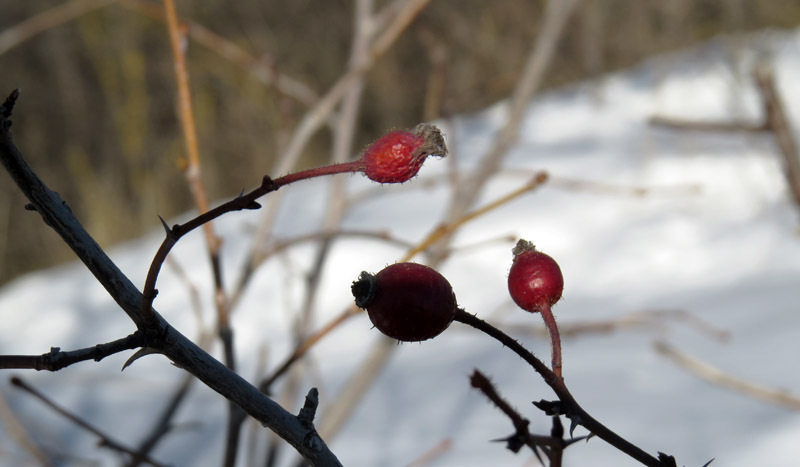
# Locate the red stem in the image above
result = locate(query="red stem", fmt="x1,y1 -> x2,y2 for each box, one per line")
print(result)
273,160 -> 364,187
540,303 -> 562,379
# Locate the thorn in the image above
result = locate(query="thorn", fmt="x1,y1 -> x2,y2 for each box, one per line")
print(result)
568,414 -> 582,438
158,216 -> 171,234
297,387 -> 319,427
121,347 -> 159,371
261,175 -> 276,191
490,433 -> 525,453
701,458 -> 715,467
532,399 -> 566,416
245,201 -> 261,210
1,89 -> 20,118
657,452 -> 678,467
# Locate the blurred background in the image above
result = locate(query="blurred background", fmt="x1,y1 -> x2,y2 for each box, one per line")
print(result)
1,0 -> 800,285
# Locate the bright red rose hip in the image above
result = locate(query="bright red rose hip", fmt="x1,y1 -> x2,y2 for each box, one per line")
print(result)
507,240 -> 564,313
361,124 -> 446,184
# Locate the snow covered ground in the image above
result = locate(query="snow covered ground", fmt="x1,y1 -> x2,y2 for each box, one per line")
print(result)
2,28 -> 800,466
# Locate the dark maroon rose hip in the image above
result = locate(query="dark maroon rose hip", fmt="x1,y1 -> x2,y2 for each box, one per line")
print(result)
352,262 -> 457,342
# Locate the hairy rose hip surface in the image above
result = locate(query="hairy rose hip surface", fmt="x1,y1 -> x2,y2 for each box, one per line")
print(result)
362,124 -> 447,183
351,262 -> 456,342
508,240 -> 564,313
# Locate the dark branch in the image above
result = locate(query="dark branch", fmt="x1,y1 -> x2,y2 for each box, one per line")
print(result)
140,175 -> 275,321
0,332 -> 144,371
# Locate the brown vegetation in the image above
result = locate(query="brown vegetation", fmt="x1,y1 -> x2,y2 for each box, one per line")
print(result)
0,0 -> 798,284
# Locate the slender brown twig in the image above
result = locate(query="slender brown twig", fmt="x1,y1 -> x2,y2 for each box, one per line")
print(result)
120,0 -> 319,107
0,391 -> 52,465
126,374 -> 196,467
160,0 -> 247,462
10,377 -> 167,467
441,0 -> 581,230
654,340 -> 800,411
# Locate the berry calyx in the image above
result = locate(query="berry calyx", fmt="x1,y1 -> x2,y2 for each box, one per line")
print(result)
351,262 -> 456,342
507,239 -> 565,379
508,240 -> 564,313
361,124 -> 447,183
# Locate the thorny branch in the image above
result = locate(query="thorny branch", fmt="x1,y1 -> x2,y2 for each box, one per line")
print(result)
454,309 -> 676,467
0,90 -> 341,466
470,370 -> 585,466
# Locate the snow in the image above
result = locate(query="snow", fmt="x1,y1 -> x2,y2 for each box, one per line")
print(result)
3,28 -> 800,466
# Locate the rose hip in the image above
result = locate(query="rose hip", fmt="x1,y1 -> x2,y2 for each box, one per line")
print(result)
352,262 -> 456,342
362,124 -> 446,183
507,239 -> 565,378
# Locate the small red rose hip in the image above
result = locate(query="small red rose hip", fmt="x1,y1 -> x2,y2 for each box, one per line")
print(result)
362,124 -> 447,183
508,240 -> 564,313
508,239 -> 565,379
352,262 -> 456,342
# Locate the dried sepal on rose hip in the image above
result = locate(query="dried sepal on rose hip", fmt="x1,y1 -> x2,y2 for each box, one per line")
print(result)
351,262 -> 456,342
361,123 -> 447,183
507,239 -> 565,378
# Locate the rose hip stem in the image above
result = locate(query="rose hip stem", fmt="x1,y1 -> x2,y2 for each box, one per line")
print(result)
540,303 -> 562,379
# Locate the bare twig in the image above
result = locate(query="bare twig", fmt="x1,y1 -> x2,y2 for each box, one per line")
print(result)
547,174 -> 702,198
161,0 -> 247,462
442,0 -> 581,228
754,65 -> 800,212
121,0 -> 319,107
470,370 -> 537,451
500,308 -> 730,342
654,340 -> 800,411
404,438 -> 453,467
260,306 -> 361,393
649,63 -> 800,214
231,229 -> 415,307
162,0 -> 225,334
126,373 -> 195,467
0,391 -> 52,466
405,172 -> 548,259
0,0 -> 118,56
648,115 -> 767,133
0,332 -> 144,371
10,377 -> 166,467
